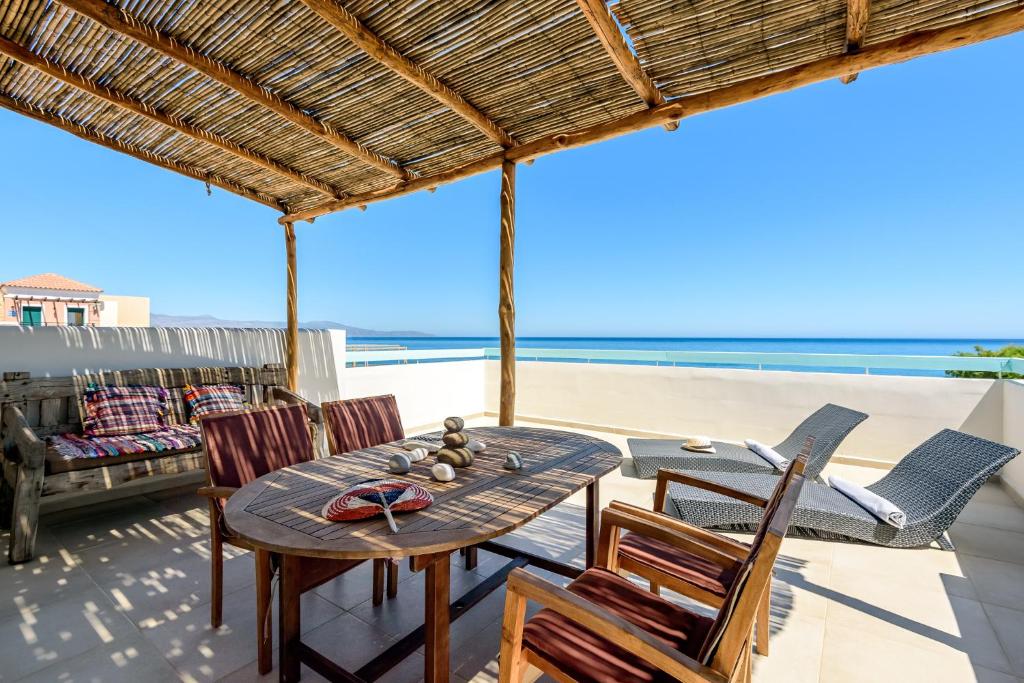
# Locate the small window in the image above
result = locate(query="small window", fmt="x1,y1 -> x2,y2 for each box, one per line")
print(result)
67,307 -> 86,326
21,306 -> 42,326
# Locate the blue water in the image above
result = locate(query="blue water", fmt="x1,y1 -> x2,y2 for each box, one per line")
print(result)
349,337 -> 1023,356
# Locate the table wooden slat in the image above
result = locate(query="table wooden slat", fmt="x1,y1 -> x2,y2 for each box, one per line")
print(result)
224,427 -> 622,560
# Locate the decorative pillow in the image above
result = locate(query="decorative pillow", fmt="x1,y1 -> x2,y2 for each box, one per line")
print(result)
183,384 -> 246,423
83,385 -> 168,436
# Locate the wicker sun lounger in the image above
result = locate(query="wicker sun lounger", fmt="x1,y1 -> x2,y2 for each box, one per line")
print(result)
629,403 -> 868,480
661,429 -> 1019,550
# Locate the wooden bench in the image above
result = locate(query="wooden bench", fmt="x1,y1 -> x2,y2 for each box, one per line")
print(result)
0,365 -> 322,563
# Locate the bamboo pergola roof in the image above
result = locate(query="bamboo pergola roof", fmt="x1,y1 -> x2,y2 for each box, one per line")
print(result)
2,0 -> 1022,221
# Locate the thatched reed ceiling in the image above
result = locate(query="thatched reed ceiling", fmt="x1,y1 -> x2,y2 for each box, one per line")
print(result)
0,0 -> 1021,219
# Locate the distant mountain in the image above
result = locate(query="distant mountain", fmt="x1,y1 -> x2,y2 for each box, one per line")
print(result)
151,313 -> 431,337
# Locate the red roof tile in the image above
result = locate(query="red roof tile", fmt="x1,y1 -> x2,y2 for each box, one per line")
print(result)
0,273 -> 102,292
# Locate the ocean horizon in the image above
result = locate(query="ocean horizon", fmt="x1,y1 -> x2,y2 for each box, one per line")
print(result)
348,337 -> 1024,356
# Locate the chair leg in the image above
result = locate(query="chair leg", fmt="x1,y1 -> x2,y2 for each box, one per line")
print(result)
210,524 -> 224,628
730,638 -> 753,683
755,584 -> 771,656
465,545 -> 478,570
386,558 -> 399,599
498,589 -> 528,683
372,558 -> 385,605
255,550 -> 274,675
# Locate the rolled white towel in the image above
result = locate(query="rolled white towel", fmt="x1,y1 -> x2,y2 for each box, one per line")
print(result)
467,439 -> 487,453
402,439 -> 440,453
745,439 -> 789,471
828,475 -> 907,529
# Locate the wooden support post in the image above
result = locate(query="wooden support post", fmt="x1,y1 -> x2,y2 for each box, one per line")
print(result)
498,159 -> 516,427
284,222 -> 299,392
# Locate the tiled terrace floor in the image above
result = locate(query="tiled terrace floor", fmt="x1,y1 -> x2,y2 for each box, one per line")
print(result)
2,418 -> 1023,682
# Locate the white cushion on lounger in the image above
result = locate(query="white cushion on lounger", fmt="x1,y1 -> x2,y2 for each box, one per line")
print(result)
828,475 -> 906,528
745,439 -> 789,470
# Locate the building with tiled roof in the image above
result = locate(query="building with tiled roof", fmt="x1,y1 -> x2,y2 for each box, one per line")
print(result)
1,273 -> 149,327
1,273 -> 103,293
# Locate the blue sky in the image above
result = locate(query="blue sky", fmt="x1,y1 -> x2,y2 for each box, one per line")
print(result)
2,33 -> 1022,337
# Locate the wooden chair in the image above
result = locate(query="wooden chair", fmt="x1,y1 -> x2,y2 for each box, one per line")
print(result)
197,404 -> 379,675
497,469 -> 806,683
321,394 -> 405,596
612,438 -> 811,657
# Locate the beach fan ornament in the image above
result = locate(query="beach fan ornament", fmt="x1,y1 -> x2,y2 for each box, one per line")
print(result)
321,479 -> 433,533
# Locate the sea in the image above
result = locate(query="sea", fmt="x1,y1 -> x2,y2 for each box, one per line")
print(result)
348,337 -> 1022,356
345,337 -> 1023,377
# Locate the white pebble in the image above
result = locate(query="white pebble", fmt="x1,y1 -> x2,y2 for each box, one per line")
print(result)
431,463 -> 456,482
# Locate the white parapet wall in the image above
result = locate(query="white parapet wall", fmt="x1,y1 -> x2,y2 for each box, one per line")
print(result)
484,360 -> 1005,468
343,360 -> 487,432
1002,380 -> 1024,504
0,325 -> 348,406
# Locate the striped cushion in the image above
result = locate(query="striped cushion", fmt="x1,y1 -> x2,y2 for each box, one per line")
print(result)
322,395 -> 404,454
83,385 -> 168,436
183,384 -> 246,423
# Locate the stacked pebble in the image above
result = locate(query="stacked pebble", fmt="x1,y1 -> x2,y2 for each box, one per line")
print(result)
435,416 -> 474,468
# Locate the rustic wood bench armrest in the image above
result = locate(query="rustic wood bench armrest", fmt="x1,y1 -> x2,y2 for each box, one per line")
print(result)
2,404 -> 46,468
505,568 -> 727,683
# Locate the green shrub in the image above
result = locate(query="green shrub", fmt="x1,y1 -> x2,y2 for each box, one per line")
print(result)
946,344 -> 1024,379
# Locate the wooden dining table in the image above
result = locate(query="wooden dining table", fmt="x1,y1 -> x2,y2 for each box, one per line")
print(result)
223,425 -> 622,683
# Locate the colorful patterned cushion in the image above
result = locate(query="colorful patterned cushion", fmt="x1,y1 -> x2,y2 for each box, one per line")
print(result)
183,384 -> 246,423
83,385 -> 168,436
49,424 -> 202,460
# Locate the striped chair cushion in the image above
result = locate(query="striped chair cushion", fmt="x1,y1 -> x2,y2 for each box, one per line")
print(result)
83,385 -> 168,436
322,395 -> 404,454
200,404 -> 314,489
183,384 -> 246,423
522,568 -> 712,682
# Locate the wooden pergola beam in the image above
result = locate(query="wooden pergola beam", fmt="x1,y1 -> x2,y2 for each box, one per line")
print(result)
574,0 -> 677,131
575,0 -> 664,107
298,0 -> 516,148
0,92 -> 284,210
57,0 -> 410,181
0,34 -> 343,199
280,4 -> 1024,224
840,0 -> 872,83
